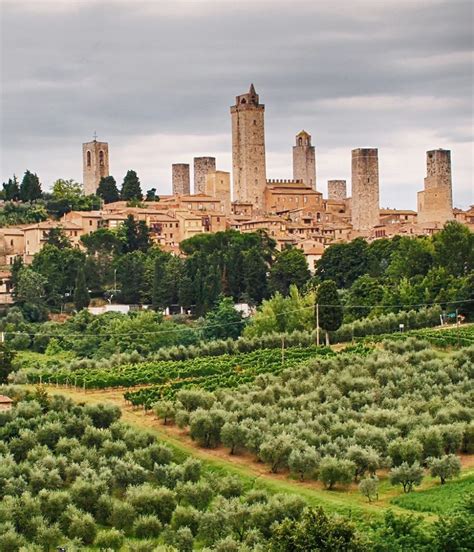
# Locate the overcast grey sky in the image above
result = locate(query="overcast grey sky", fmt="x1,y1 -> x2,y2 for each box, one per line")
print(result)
1,0 -> 473,208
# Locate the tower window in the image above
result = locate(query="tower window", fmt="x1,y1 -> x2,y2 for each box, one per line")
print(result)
241,98 -> 246,104
99,150 -> 104,166
298,137 -> 303,146
253,120 -> 257,125
86,151 -> 91,167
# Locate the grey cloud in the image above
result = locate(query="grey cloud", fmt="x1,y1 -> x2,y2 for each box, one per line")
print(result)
0,0 -> 472,208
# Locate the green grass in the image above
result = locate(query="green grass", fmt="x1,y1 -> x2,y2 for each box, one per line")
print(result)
391,473 -> 474,514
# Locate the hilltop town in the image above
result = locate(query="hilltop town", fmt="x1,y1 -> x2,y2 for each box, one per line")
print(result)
0,84 -> 472,304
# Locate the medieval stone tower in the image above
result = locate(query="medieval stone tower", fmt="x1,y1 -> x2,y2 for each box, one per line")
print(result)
417,149 -> 454,224
351,148 -> 379,231
293,130 -> 316,190
172,163 -> 190,195
194,157 -> 216,194
82,137 -> 109,195
328,180 -> 347,200
231,84 -> 266,210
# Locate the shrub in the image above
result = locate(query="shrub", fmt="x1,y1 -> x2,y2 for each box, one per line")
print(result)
94,528 -> 124,551
133,514 -> 163,538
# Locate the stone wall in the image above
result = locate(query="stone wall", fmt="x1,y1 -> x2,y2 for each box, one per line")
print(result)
205,170 -> 231,213
194,157 -> 216,194
327,180 -> 347,200
351,148 -> 379,231
82,140 -> 109,195
231,84 -> 266,211
172,163 -> 190,195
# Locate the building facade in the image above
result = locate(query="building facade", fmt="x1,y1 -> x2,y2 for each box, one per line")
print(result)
417,149 -> 454,224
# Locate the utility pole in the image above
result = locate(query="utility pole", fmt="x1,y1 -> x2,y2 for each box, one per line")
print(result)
281,334 -> 285,367
316,303 -> 320,347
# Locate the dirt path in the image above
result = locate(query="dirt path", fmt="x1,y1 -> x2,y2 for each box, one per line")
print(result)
31,384 -> 473,521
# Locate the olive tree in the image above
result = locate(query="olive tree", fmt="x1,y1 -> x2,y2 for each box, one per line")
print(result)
359,476 -> 379,503
389,462 -> 424,493
428,454 -> 461,484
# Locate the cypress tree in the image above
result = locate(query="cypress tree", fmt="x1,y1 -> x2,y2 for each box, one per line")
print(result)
74,266 -> 90,311
121,170 -> 143,201
97,176 -> 120,203
315,280 -> 343,345
20,170 -> 42,202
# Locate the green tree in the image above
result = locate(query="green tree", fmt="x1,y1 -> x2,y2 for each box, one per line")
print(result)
271,507 -> 367,552
73,266 -> 90,311
2,175 -> 20,200
387,237 -> 433,279
288,444 -> 319,481
389,462 -> 424,493
221,421 -> 248,455
15,268 -> 48,320
202,296 -> 244,340
19,170 -> 42,202
259,433 -> 294,473
315,280 -> 343,345
51,178 -> 83,200
316,238 -> 369,288
115,251 -> 146,304
433,221 -> 473,276
388,437 -> 423,467
359,476 -> 379,503
428,454 -> 461,484
45,227 -> 71,249
318,457 -> 355,490
146,188 -> 158,201
121,170 -> 143,201
269,247 -> 310,296
0,342 -> 15,383
97,175 -> 120,203
119,215 -> 151,253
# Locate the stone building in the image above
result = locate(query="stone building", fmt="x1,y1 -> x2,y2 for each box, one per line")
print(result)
351,148 -> 379,232
231,84 -> 267,211
194,157 -> 216,194
264,179 -> 323,214
417,149 -> 454,224
82,138 -> 109,195
328,180 -> 347,200
293,130 -> 316,190
205,171 -> 231,214
172,163 -> 190,195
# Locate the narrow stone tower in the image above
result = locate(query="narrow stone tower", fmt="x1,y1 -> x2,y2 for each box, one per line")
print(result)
351,148 -> 379,231
328,180 -> 347,200
417,149 -> 454,224
194,157 -> 216,194
82,137 -> 109,195
231,84 -> 266,211
172,164 -> 190,196
293,130 -> 316,190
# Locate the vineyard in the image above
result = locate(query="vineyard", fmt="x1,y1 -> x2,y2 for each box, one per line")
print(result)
366,323 -> 474,348
26,346 -> 336,392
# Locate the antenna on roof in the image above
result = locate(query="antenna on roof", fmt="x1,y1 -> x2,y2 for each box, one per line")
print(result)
93,131 -> 98,141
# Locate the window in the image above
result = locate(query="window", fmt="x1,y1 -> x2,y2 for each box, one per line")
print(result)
86,151 -> 91,167
99,150 -> 104,166
89,220 -> 92,226
10,239 -> 13,246
298,137 -> 303,146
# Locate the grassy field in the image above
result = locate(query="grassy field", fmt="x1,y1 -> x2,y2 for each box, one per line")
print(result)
392,473 -> 474,514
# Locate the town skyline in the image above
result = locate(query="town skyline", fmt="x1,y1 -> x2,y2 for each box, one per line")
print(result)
1,0 -> 472,210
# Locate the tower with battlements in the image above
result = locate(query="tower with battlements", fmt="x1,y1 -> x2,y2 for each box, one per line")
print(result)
82,137 -> 109,195
293,130 -> 316,190
351,148 -> 379,231
417,149 -> 454,224
231,84 -> 267,211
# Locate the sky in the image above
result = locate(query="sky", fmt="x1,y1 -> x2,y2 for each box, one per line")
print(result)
1,0 -> 473,209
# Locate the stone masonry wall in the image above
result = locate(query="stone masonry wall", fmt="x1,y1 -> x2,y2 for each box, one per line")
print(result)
83,140 -> 109,196
194,157 -> 216,194
327,180 -> 347,200
172,164 -> 190,195
351,148 -> 379,231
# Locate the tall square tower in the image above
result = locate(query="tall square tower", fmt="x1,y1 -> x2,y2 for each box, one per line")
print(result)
293,130 -> 316,190
231,84 -> 267,211
82,138 -> 109,195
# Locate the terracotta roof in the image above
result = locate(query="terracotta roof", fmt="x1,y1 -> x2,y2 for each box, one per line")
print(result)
0,395 -> 13,404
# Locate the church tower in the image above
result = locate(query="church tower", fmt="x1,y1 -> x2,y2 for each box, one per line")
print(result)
293,130 -> 316,190
82,136 -> 109,195
231,84 -> 266,211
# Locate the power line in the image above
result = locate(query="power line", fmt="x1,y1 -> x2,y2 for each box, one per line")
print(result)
2,299 -> 472,339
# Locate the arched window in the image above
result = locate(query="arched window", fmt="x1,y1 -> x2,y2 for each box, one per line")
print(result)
298,137 -> 303,146
86,151 -> 91,167
241,98 -> 247,104
99,150 -> 104,166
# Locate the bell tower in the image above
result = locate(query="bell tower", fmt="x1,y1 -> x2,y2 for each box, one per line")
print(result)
82,134 -> 109,195
231,84 -> 267,211
293,130 -> 316,189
